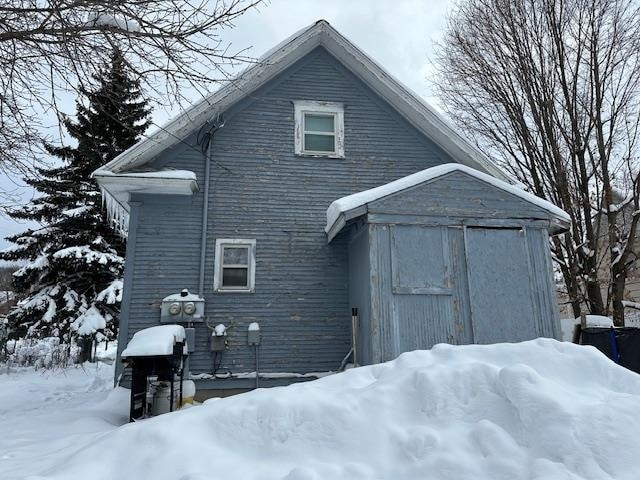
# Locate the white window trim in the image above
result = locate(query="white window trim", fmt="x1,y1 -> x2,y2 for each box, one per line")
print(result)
294,100 -> 345,158
213,239 -> 256,293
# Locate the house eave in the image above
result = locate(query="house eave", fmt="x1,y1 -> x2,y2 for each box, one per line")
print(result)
94,170 -> 199,213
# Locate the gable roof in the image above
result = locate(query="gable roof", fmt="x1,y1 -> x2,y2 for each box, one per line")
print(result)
325,164 -> 570,241
93,19 -> 508,181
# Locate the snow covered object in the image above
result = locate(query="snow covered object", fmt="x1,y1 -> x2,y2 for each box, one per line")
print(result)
0,49 -> 151,343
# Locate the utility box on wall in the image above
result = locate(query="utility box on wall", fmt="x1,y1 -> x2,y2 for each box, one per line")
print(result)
160,289 -> 205,323
210,324 -> 227,352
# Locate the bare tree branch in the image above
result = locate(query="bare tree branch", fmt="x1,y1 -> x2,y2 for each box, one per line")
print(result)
0,0 -> 261,209
435,0 -> 640,325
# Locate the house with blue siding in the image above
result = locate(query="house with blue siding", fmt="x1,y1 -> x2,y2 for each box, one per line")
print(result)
94,20 -> 569,394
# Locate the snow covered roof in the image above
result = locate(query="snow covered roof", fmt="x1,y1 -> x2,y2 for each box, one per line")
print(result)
92,20 -> 507,182
326,163 -> 571,241
121,324 -> 186,358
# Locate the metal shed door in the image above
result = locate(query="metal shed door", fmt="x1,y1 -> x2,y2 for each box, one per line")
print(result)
389,225 -> 457,355
465,227 -> 536,343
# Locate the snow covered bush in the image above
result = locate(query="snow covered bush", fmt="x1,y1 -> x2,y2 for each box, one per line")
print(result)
2,337 -> 79,369
1,337 -> 117,369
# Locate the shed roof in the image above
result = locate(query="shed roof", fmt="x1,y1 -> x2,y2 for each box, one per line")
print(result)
326,164 -> 570,241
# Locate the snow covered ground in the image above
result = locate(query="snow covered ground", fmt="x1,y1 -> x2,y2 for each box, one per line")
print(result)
2,339 -> 640,479
0,362 -> 128,480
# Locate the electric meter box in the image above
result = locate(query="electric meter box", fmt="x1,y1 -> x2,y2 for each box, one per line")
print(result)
160,289 -> 205,323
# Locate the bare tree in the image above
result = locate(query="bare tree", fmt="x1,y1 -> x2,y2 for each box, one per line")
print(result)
435,0 -> 640,325
0,0 -> 260,207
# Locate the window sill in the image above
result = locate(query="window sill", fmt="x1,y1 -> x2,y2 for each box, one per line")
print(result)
296,152 -> 345,159
214,288 -> 255,294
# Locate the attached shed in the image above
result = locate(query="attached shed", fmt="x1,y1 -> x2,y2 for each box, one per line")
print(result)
327,164 -> 570,365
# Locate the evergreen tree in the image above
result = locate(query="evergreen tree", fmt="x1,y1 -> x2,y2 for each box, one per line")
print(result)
0,49 -> 151,344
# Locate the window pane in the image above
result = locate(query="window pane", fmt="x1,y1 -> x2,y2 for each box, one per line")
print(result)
304,114 -> 334,133
222,267 -> 248,287
304,133 -> 335,152
223,246 -> 248,265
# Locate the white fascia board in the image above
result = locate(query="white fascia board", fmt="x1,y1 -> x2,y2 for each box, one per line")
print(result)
93,20 -> 508,182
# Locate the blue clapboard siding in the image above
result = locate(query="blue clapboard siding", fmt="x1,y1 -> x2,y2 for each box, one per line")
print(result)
368,170 -> 557,221
120,46 -> 458,378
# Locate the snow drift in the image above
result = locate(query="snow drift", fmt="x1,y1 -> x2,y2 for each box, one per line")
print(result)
41,339 -> 640,480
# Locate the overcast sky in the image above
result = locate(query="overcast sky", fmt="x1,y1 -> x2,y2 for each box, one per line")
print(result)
0,0 -> 456,254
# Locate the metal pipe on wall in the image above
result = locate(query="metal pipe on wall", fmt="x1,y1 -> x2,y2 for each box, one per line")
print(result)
351,307 -> 359,366
198,115 -> 224,297
198,134 -> 213,297
255,344 -> 259,389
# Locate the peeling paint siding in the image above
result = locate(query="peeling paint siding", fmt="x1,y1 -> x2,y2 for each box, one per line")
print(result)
123,46 -> 455,376
448,227 -> 474,345
526,227 -> 562,339
465,227 -> 537,343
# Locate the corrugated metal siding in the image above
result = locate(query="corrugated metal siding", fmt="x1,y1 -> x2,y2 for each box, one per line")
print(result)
394,295 -> 456,354
125,46 -> 457,376
390,225 -> 456,357
369,224 -> 395,363
376,225 -> 468,360
465,227 -> 537,343
525,227 -> 562,339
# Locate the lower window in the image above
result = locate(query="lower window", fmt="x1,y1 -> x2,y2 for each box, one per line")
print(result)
214,239 -> 256,292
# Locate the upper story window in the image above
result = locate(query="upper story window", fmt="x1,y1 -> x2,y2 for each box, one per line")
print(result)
214,239 -> 256,293
294,100 -> 344,158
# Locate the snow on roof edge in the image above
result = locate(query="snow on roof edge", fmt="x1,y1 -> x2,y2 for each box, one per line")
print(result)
96,169 -> 197,180
325,163 -> 570,235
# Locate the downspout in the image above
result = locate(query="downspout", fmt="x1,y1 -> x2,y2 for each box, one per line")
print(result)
198,138 -> 212,297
